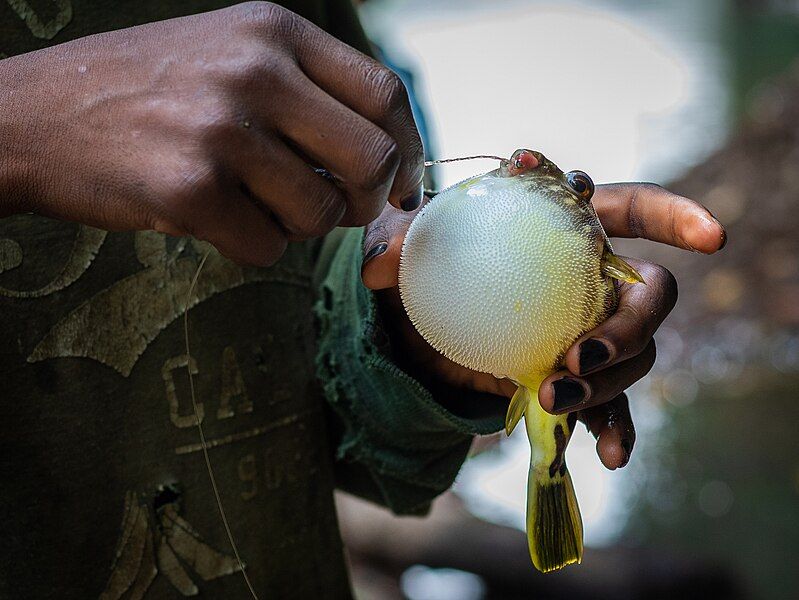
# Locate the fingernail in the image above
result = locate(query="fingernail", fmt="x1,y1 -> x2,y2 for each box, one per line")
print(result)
551,377 -> 586,412
400,184 -> 424,211
579,339 -> 610,374
362,242 -> 388,267
619,438 -> 633,468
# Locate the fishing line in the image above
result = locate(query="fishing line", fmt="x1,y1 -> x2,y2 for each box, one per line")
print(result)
423,155 -> 505,196
183,249 -> 259,600
424,154 -> 505,166
316,154 -> 505,180
180,153 -> 502,598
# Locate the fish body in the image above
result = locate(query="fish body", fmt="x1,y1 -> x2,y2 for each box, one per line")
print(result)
398,149 -> 643,572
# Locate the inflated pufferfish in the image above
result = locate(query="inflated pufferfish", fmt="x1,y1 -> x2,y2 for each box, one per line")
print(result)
398,149 -> 644,573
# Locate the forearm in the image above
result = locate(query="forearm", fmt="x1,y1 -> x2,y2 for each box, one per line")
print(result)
0,47 -> 73,218
1,4 -> 425,266
0,55 -> 32,216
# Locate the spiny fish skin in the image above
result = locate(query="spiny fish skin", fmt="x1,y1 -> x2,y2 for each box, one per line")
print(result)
399,152 -> 617,382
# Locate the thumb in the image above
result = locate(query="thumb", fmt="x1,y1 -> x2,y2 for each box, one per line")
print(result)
361,197 -> 426,290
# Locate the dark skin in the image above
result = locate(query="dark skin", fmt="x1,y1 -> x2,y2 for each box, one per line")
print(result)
0,3 -> 424,265
0,1 -> 725,472
362,183 -> 726,470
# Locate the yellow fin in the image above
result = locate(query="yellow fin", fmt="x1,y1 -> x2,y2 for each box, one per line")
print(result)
602,253 -> 645,284
522,392 -> 583,573
526,469 -> 584,573
505,386 -> 529,436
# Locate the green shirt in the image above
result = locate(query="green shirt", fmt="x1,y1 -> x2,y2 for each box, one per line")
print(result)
0,2 -> 502,598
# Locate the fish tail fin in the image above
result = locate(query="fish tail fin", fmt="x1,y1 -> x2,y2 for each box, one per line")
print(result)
526,465 -> 583,572
523,391 -> 583,572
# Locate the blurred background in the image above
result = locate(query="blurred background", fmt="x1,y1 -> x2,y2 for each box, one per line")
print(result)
340,1 -> 799,598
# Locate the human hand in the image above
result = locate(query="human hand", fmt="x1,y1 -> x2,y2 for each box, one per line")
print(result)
361,182 -> 726,469
0,2 -> 423,266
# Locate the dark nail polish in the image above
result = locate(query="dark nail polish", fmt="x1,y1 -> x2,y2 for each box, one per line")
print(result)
400,184 -> 423,211
362,242 -> 388,267
551,378 -> 585,412
620,438 -> 633,467
579,338 -> 610,374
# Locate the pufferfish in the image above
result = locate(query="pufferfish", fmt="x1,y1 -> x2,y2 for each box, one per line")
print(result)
398,149 -> 644,573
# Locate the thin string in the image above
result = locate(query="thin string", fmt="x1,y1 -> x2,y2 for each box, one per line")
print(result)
424,155 -> 505,197
424,154 -> 505,167
314,155 -> 505,183
184,249 -> 259,600
178,152 -> 502,599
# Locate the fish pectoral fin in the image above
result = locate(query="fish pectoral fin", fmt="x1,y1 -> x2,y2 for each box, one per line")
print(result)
505,386 -> 529,436
602,253 -> 645,285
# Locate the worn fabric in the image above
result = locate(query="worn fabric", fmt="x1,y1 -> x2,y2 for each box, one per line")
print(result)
0,224 -> 353,599
0,1 -> 498,598
0,2 -> 363,598
315,229 -> 503,516
0,0 -> 371,58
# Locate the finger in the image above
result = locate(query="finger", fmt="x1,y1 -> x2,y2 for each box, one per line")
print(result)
361,198 -> 426,290
165,186 -> 287,267
291,17 -> 425,211
232,134 -> 347,239
579,394 -> 636,470
272,71 -> 402,226
564,259 -> 676,375
539,340 -> 656,415
593,183 -> 727,253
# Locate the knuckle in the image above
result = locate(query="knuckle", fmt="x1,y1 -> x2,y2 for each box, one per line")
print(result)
608,304 -> 646,358
359,134 -> 400,190
233,2 -> 283,28
616,301 -> 643,327
163,162 -> 219,214
261,232 -> 288,266
216,49 -> 289,94
368,66 -> 407,115
149,198 -> 189,237
648,263 -> 678,306
403,133 -> 425,171
233,1 -> 302,44
639,182 -> 663,193
296,190 -> 346,237
151,216 -> 186,238
200,114 -> 241,147
662,267 -> 678,302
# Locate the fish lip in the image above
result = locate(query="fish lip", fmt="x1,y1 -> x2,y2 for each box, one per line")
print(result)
498,150 -> 568,183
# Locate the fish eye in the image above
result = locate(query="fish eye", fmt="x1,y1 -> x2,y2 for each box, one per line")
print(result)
566,170 -> 595,200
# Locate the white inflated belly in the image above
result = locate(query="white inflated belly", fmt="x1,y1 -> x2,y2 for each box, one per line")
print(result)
399,181 -> 599,379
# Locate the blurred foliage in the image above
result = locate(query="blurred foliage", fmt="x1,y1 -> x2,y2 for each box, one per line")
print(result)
728,1 -> 799,117
619,7 -> 799,592
353,2 -> 799,598
626,376 -> 799,599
